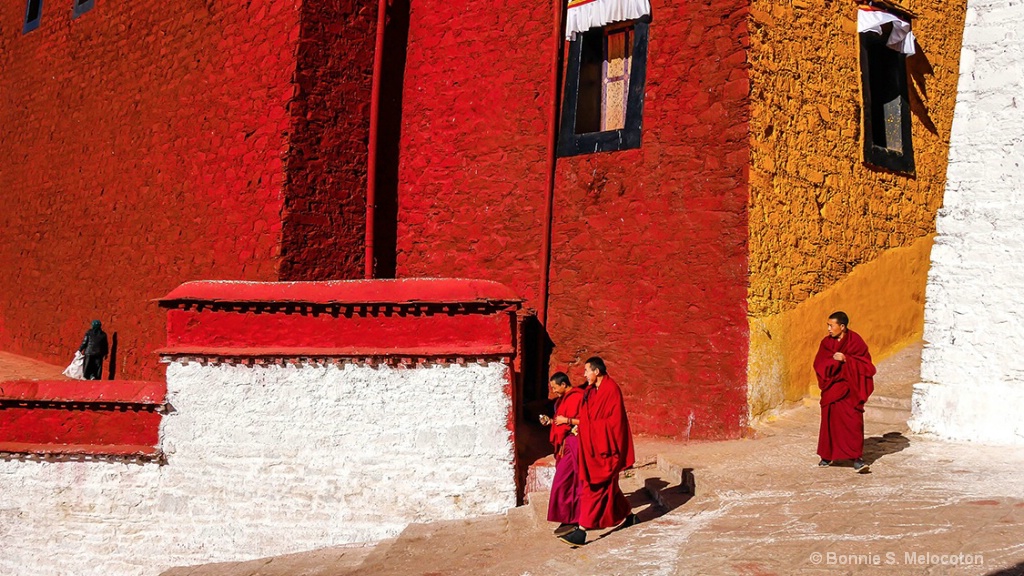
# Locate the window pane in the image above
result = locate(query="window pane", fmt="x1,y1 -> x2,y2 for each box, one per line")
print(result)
602,28 -> 631,131
576,28 -> 604,134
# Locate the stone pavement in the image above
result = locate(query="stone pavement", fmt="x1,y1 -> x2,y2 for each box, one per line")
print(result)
163,342 -> 1024,576
0,350 -> 69,381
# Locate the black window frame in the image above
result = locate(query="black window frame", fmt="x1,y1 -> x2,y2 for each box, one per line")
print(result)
557,18 -> 650,157
72,0 -> 94,19
859,23 -> 915,174
23,0 -> 43,34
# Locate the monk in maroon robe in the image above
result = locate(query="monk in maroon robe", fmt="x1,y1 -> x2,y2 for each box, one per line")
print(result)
559,356 -> 637,546
545,372 -> 585,536
815,311 -> 876,473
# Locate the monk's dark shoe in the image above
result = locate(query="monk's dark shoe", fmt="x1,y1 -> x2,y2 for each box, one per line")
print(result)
853,459 -> 870,473
557,527 -> 587,547
619,513 -> 640,529
553,523 -> 577,537
818,459 -> 832,467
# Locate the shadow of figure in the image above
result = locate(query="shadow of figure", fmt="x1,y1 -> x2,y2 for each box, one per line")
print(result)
906,39 -> 939,135
986,561 -> 1024,576
861,431 -> 911,466
106,331 -> 118,380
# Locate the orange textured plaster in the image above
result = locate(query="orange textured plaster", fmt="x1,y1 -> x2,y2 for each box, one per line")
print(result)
745,0 -> 966,416
748,234 -> 934,416
747,0 -> 966,317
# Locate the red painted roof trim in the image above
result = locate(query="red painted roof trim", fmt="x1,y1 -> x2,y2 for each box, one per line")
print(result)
155,345 -> 515,358
157,279 -> 522,307
0,380 -> 166,405
0,442 -> 159,457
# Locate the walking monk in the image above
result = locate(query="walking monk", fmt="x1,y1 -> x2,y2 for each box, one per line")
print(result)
544,372 -> 585,537
559,356 -> 638,546
815,311 -> 876,473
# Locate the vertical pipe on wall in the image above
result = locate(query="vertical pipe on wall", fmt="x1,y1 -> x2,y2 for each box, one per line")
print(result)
365,0 -> 389,279
539,0 -> 566,326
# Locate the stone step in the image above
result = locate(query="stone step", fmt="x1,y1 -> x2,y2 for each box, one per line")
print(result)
865,395 -> 911,426
630,455 -> 695,510
804,395 -> 911,426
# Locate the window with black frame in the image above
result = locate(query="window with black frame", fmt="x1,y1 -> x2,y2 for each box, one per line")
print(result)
23,0 -> 43,33
73,0 -> 94,18
558,18 -> 649,157
859,22 -> 914,174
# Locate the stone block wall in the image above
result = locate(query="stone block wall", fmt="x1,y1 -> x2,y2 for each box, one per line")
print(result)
0,1 -> 375,381
395,0 -> 752,439
0,361 -> 515,576
0,280 -> 521,575
0,1 -> 301,380
910,0 -> 1024,445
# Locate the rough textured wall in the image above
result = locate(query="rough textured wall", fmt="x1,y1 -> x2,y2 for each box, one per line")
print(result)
746,0 -> 967,414
0,2 -> 300,379
911,0 -> 1024,445
395,0 -> 751,439
0,360 -> 515,575
280,0 -> 377,281
394,0 -> 550,304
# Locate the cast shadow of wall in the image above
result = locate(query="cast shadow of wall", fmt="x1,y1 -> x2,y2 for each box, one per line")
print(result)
907,39 -> 938,135
622,467 -> 695,525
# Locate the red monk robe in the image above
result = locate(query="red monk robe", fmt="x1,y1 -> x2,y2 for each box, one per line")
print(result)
549,386 -> 585,455
578,375 -> 635,530
547,386 -> 585,524
814,329 -> 876,461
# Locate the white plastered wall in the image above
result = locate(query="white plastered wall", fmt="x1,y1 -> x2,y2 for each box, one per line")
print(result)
0,360 -> 515,576
909,0 -> 1024,445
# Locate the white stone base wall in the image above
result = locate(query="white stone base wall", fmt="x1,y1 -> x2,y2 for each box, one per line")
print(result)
910,0 -> 1024,444
911,382 -> 1024,445
0,360 -> 515,576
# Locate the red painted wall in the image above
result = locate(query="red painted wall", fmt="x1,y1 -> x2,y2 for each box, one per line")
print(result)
0,1 -> 375,380
281,0 -> 377,281
395,0 -> 751,439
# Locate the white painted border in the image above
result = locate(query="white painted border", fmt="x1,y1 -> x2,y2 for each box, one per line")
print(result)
0,361 -> 515,575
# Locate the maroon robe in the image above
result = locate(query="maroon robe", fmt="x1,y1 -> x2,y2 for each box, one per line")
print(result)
547,387 -> 584,524
815,329 -> 876,461
578,375 -> 635,530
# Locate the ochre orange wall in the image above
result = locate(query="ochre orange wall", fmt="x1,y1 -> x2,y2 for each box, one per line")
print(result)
749,234 -> 933,413
746,0 -> 967,416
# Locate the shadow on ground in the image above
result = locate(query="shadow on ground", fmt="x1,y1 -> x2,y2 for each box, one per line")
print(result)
863,431 -> 911,466
987,561 -> 1024,576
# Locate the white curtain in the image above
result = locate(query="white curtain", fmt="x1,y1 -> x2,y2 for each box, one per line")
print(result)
565,0 -> 651,40
857,8 -> 916,55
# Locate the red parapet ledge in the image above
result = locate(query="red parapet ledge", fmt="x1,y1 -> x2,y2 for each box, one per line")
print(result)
0,379 -> 166,460
0,379 -> 166,405
158,278 -> 521,307
156,279 -> 524,361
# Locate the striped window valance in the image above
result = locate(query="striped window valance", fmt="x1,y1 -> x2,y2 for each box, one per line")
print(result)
566,0 -> 651,40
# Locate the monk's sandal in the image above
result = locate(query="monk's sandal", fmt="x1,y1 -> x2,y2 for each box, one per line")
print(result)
558,528 -> 587,547
553,523 -> 577,537
818,459 -> 832,467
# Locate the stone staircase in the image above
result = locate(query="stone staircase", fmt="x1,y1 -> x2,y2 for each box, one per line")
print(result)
864,393 -> 912,426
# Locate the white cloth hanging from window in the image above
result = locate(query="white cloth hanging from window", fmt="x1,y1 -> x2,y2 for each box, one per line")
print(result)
565,0 -> 651,40
857,7 -> 916,55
